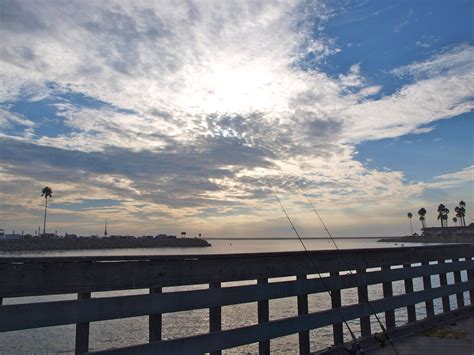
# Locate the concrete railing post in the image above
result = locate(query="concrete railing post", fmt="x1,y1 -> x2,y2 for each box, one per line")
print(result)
454,258 -> 465,308
209,282 -> 222,355
382,265 -> 395,329
75,292 -> 91,354
403,264 -> 416,323
258,278 -> 270,355
467,256 -> 474,304
438,260 -> 450,313
422,261 -> 435,318
149,287 -> 162,343
297,275 -> 310,354
357,269 -> 371,337
330,271 -> 344,346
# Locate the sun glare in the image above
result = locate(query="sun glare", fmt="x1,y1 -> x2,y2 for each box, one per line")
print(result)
179,59 -> 297,115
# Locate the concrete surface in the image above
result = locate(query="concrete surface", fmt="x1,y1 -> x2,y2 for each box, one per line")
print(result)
371,316 -> 474,354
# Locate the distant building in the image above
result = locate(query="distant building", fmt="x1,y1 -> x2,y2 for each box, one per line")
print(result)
422,223 -> 474,237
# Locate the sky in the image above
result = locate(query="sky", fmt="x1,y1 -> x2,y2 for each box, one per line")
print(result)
0,0 -> 473,238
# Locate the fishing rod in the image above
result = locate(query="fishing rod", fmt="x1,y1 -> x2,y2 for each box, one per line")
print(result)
298,188 -> 399,355
265,178 -> 362,353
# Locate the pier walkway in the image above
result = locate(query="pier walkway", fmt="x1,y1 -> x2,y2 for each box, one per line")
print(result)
370,314 -> 474,354
1,244 -> 474,354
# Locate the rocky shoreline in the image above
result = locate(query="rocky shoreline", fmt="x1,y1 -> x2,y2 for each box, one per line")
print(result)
0,236 -> 211,251
378,234 -> 474,243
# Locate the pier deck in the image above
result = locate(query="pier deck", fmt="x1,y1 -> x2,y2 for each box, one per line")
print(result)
371,314 -> 474,354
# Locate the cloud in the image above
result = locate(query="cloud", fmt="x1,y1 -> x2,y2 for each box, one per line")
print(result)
0,1 -> 472,235
341,44 -> 474,142
2,2 -> 471,150
0,136 -> 274,207
338,63 -> 364,88
392,43 -> 474,79
0,1 -> 324,112
428,165 -> 474,189
416,41 -> 431,48
0,107 -> 35,129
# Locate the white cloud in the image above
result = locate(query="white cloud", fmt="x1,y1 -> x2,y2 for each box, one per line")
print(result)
0,1 -> 473,235
416,41 -> 431,48
2,2 -> 471,150
0,107 -> 35,129
393,44 -> 474,79
357,85 -> 382,97
429,166 -> 474,189
341,45 -> 474,142
0,1 -> 326,115
338,63 -> 364,88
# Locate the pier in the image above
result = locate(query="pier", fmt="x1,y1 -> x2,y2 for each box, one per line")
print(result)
1,244 -> 473,354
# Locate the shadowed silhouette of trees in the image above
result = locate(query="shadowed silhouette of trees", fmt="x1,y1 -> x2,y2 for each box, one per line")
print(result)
455,200 -> 467,229
418,207 -> 427,230
41,186 -> 52,236
407,212 -> 413,235
437,204 -> 449,234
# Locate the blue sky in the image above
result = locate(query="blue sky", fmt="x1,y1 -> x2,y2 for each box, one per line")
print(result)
355,112 -> 473,182
0,0 -> 472,237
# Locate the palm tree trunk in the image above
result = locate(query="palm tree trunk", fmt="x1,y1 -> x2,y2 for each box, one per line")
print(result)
409,219 -> 413,235
43,197 -> 48,237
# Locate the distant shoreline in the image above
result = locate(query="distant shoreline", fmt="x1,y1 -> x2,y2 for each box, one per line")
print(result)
205,237 -> 387,240
0,236 -> 211,251
378,235 -> 474,243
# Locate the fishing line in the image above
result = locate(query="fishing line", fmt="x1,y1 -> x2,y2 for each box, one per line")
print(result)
299,188 -> 399,355
265,178 -> 361,352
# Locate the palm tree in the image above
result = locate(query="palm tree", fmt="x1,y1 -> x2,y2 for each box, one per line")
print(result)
437,204 -> 449,234
437,204 -> 445,228
456,200 -> 467,228
41,186 -> 52,237
455,207 -> 461,224
407,212 -> 413,235
452,217 -> 458,226
418,207 -> 427,230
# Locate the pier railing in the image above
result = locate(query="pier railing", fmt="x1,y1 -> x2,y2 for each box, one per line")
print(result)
1,244 -> 474,354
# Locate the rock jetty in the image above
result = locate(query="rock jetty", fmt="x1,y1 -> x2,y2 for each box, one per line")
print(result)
0,235 -> 211,251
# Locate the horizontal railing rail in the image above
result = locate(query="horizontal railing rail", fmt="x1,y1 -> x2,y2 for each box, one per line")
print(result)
94,281 -> 474,355
1,244 -> 474,354
2,259 -> 473,332
1,244 -> 471,297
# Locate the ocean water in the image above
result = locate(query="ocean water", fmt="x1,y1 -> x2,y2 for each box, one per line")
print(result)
0,239 -> 468,354
0,237 -> 428,258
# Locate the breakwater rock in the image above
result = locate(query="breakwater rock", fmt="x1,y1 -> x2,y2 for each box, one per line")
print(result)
0,236 -> 211,251
379,234 -> 474,243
